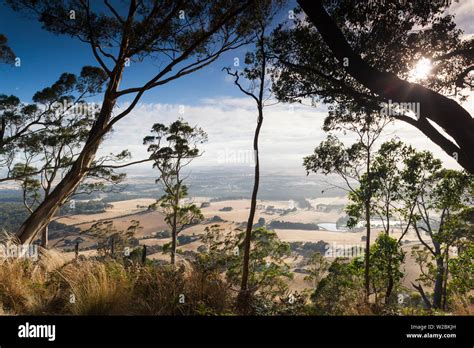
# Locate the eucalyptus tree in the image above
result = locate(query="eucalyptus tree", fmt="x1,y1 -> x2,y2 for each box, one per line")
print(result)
410,167 -> 473,309
273,0 -> 474,172
368,233 -> 405,307
355,140 -> 418,304
448,219 -> 474,303
354,141 -> 440,302
144,119 -> 206,265
9,106 -> 128,248
1,70 -> 128,247
197,225 -> 293,313
7,0 -> 270,245
223,0 -> 285,313
1,68 -> 107,180
304,108 -> 391,300
85,219 -> 140,258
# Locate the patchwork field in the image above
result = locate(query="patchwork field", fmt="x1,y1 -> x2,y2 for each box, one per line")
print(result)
57,196 -> 426,291
57,198 -> 157,226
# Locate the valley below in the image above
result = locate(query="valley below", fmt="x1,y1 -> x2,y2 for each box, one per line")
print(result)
54,195 -> 425,292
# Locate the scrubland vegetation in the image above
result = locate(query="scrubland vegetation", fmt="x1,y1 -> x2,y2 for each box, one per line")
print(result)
0,225 -> 472,316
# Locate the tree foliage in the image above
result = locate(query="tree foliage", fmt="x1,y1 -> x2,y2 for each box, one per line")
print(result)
7,0 -> 271,244
145,119 -> 206,264
272,0 -> 474,171
0,34 -> 15,65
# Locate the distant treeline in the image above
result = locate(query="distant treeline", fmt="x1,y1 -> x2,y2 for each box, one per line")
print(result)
0,190 -> 24,203
268,220 -> 320,230
289,240 -> 329,256
0,203 -> 29,231
315,204 -> 345,213
59,200 -> 112,215
210,196 -> 249,202
0,203 -> 80,236
295,198 -> 312,209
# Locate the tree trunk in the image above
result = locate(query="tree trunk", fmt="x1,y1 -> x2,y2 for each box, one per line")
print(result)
385,259 -> 394,305
364,139 -> 372,302
412,282 -> 432,309
141,245 -> 147,264
237,30 -> 266,314
170,181 -> 180,265
16,68 -> 125,245
40,225 -> 48,249
297,0 -> 474,173
110,235 -> 115,257
171,223 -> 177,265
385,229 -> 394,305
432,256 -> 444,309
364,199 -> 371,301
238,105 -> 264,314
442,252 -> 449,310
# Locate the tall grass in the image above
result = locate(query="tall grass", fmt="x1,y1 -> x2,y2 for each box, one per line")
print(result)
0,230 -> 470,315
0,236 -> 235,315
58,260 -> 132,315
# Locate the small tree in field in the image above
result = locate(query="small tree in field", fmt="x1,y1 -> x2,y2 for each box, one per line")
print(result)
144,119 -> 207,265
86,220 -> 140,258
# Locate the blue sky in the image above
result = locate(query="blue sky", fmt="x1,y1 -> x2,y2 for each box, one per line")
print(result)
1,0 -> 472,104
0,1 -> 295,105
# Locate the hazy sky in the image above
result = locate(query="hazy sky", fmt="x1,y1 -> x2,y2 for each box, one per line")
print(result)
0,0 -> 473,177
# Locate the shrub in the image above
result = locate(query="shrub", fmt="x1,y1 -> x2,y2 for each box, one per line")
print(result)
311,258 -> 368,315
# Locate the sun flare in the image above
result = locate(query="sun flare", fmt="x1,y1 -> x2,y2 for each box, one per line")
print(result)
408,57 -> 433,82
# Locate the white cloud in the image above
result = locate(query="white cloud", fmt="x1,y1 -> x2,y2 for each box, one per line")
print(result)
97,96 -> 466,176
99,98 -> 328,173
448,0 -> 474,35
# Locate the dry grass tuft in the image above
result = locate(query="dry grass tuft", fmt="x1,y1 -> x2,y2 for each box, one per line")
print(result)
57,260 -> 132,315
0,246 -> 235,315
450,292 -> 474,315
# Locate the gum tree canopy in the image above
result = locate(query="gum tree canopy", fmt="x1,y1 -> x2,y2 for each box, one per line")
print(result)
272,0 -> 474,173
0,34 -> 15,64
7,0 -> 266,244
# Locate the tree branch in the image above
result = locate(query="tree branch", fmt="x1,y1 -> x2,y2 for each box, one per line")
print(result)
297,0 -> 474,173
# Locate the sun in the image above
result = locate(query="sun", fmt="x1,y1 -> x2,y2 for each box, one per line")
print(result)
408,57 -> 433,82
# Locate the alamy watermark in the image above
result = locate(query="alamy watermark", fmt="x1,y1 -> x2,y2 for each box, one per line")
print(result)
51,99 -> 100,117
380,99 -> 421,119
0,243 -> 38,261
324,242 -> 365,258
217,148 -> 255,166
